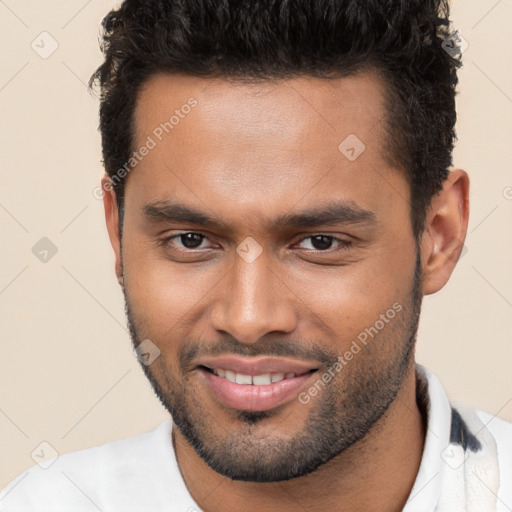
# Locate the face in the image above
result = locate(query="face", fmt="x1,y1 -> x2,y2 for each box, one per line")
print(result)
116,71 -> 423,482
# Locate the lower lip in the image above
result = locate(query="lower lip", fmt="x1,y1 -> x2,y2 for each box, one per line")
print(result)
199,367 -> 316,412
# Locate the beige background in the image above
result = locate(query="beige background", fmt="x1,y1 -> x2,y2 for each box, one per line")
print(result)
0,0 -> 511,489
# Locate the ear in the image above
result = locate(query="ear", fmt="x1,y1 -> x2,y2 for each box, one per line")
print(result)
101,175 -> 124,286
420,168 -> 470,295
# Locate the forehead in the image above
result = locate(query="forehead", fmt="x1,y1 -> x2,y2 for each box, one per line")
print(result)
127,70 -> 407,229
133,70 -> 388,154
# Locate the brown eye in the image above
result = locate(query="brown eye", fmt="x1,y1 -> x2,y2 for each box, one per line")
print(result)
296,235 -> 352,252
177,233 -> 206,249
162,232 -> 210,250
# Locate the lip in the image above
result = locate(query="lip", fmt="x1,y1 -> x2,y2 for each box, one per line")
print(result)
198,366 -> 318,412
197,355 -> 320,376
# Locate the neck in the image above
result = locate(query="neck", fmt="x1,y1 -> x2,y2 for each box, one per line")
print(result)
173,363 -> 425,512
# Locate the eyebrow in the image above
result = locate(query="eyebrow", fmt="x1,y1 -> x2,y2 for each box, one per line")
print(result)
142,200 -> 376,232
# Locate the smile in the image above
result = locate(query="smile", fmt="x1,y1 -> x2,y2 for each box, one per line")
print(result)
204,366 -> 313,385
199,366 -> 318,412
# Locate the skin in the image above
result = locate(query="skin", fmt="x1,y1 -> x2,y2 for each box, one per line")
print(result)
102,70 -> 469,512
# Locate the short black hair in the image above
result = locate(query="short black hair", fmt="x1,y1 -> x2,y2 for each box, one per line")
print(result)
89,0 -> 462,239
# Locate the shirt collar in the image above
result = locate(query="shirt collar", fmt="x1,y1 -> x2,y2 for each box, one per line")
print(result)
403,364 -> 453,511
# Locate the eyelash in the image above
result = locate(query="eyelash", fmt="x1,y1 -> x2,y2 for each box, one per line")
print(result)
160,232 -> 353,253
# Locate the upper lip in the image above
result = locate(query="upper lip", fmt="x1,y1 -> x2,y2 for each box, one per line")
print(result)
197,355 -> 320,376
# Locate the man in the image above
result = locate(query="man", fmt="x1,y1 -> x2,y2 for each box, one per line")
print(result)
1,0 -> 511,510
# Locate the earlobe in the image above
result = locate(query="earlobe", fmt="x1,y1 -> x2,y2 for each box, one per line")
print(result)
420,168 -> 470,295
101,175 -> 123,285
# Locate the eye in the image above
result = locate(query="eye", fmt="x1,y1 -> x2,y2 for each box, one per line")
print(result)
162,232 -> 212,250
295,234 -> 352,252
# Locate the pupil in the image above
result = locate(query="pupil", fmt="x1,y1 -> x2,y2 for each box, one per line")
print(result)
312,235 -> 332,250
181,233 -> 203,248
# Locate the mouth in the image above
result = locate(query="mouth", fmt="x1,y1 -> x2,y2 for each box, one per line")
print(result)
197,361 -> 319,412
201,365 -> 316,385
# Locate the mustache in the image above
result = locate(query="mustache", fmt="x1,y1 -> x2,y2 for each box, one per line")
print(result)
179,336 -> 337,371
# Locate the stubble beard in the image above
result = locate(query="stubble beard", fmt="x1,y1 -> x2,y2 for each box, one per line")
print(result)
123,254 -> 423,482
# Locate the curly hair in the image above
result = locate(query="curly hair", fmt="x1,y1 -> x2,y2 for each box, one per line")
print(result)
89,0 -> 462,239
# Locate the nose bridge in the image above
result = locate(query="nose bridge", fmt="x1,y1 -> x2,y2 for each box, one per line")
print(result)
210,247 -> 297,344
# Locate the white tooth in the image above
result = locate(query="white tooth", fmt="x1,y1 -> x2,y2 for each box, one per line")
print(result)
285,372 -> 296,379
225,370 -> 236,383
216,368 -> 226,378
253,373 -> 272,385
235,373 -> 253,385
271,372 -> 285,383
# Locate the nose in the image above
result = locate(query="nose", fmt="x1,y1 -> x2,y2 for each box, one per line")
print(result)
209,249 -> 298,345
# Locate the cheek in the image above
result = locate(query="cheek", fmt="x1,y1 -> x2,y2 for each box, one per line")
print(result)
285,252 -> 413,343
122,242 -> 217,339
